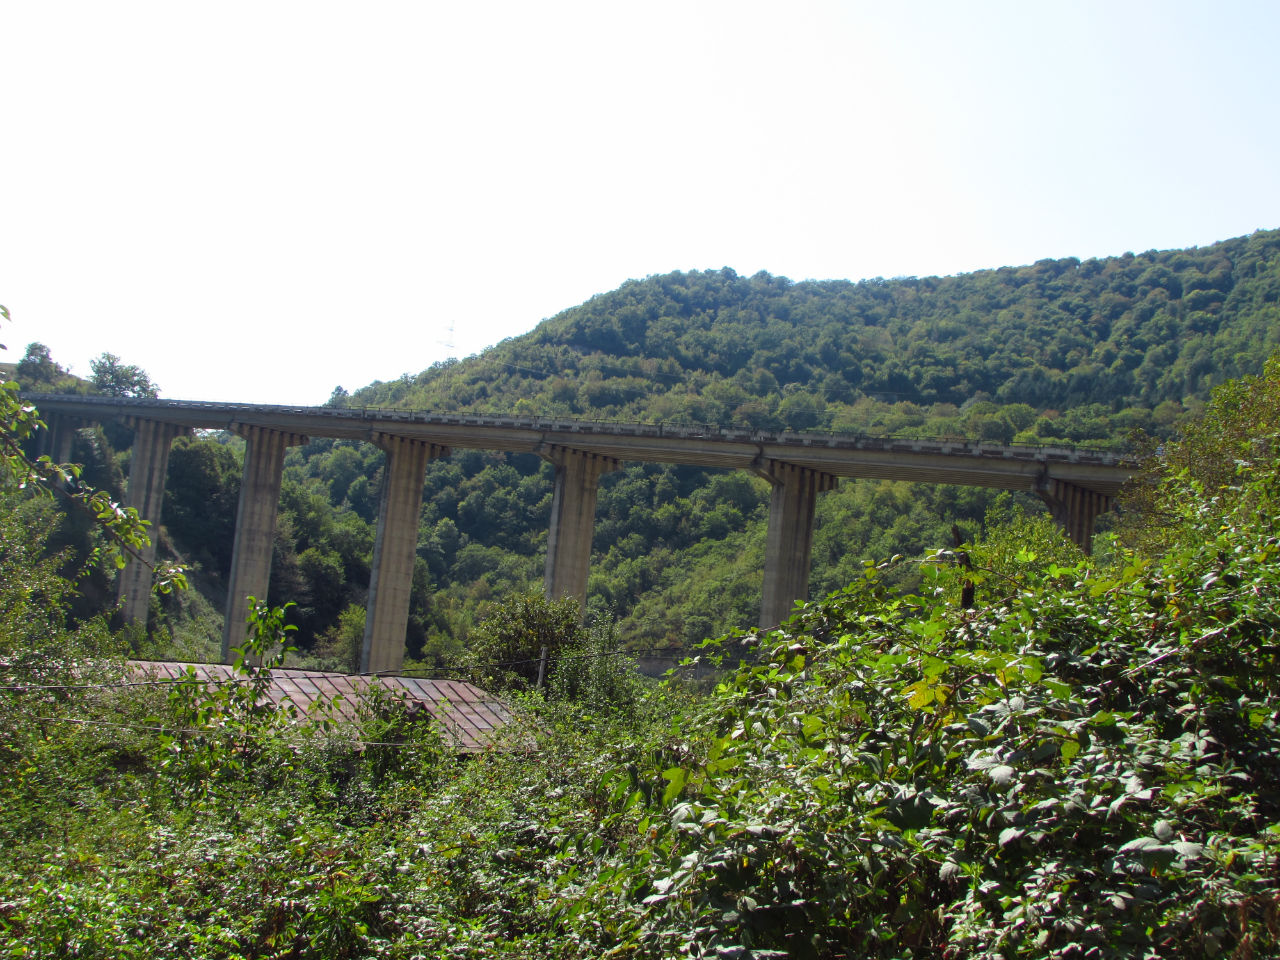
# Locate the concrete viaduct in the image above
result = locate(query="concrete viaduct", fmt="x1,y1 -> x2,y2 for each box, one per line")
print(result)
27,394 -> 1136,673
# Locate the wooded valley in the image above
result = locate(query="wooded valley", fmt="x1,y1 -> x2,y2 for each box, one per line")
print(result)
3,230 -> 1280,957
14,229 -> 1280,664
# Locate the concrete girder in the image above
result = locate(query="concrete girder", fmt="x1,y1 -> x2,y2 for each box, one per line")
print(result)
22,395 -> 1141,660
19,395 -> 1133,495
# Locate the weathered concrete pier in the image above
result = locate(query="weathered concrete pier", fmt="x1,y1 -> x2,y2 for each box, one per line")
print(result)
28,394 -> 1136,671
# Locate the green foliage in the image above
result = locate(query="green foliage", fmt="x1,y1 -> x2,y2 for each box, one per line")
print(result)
960,492 -> 1086,587
156,599 -> 306,797
9,259 -> 1280,956
0,597 -> 452,959
13,342 -> 82,393
0,322 -> 182,598
547,616 -> 649,716
454,592 -> 586,695
5,370 -> 1280,955
550,449 -> 1280,957
163,435 -> 241,578
312,602 -> 367,673
356,231 -> 1280,434
1158,351 -> 1280,497
88,351 -> 160,398
30,234 -> 1280,657
1119,351 -> 1280,560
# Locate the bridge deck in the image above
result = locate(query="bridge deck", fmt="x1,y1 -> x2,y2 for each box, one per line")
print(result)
26,394 -> 1136,496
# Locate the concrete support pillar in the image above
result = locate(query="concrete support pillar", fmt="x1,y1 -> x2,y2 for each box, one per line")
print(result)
361,434 -> 450,675
117,419 -> 190,627
221,424 -> 306,662
759,461 -> 837,628
541,445 -> 619,609
34,413 -> 78,466
1036,478 -> 1112,554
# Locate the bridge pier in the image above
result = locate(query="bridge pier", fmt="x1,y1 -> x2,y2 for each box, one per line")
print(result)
361,434 -> 450,674
22,394 -> 1137,661
759,461 -> 837,628
541,445 -> 619,609
222,424 -> 307,662
33,412 -> 79,467
118,419 -> 190,627
1036,478 -> 1112,554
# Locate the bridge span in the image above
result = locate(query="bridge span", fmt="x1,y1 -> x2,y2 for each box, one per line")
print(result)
27,394 -> 1136,672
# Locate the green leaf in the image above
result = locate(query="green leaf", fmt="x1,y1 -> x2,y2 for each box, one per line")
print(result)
1172,841 -> 1204,860
988,764 -> 1016,785
661,767 -> 687,805
998,827 -> 1024,846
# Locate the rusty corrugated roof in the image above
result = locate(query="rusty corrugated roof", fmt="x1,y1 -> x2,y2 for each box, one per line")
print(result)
128,660 -> 514,753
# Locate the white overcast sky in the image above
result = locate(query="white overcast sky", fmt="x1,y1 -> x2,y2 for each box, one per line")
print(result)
3,1 -> 1278,405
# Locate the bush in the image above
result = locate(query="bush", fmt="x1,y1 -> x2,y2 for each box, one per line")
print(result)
453,593 -> 586,695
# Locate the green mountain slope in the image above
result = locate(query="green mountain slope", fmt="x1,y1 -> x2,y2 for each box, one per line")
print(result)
354,228 -> 1280,438
157,230 -> 1280,659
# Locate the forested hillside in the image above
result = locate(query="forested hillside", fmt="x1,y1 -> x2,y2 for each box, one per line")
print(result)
358,230 -> 1280,431
6,327 -> 1280,957
20,230 -> 1280,661
300,229 -> 1280,660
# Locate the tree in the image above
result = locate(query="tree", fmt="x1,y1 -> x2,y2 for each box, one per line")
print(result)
89,352 -> 159,398
163,436 -> 241,577
777,390 -> 826,430
15,343 -> 68,391
0,308 -> 185,621
455,593 -> 586,695
1119,350 -> 1280,551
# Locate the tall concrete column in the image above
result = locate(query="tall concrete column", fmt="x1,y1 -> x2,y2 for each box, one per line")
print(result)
117,418 -> 190,627
34,413 -> 78,466
759,461 -> 837,628
361,434 -> 450,675
1036,477 -> 1112,554
541,445 -> 619,609
221,424 -> 307,662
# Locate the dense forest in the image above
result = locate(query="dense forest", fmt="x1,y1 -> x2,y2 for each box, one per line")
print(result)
14,229 -> 1280,665
4,299 -> 1280,957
